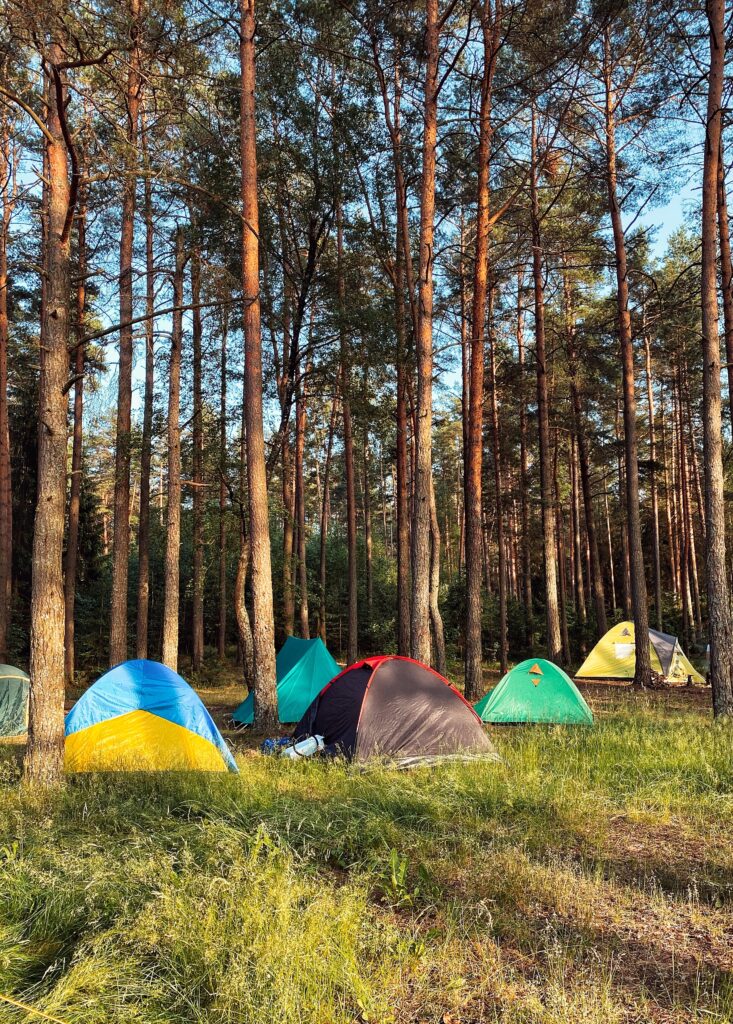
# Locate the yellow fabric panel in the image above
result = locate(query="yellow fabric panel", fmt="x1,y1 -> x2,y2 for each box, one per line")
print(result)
667,649 -> 705,684
576,621 -> 664,679
65,709 -> 230,773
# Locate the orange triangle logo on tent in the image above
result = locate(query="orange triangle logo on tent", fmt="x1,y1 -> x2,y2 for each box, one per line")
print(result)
529,663 -> 543,684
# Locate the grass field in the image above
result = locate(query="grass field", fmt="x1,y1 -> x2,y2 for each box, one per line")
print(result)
0,683 -> 732,1023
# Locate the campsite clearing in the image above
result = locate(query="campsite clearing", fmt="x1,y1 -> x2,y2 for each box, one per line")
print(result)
0,681 -> 731,1024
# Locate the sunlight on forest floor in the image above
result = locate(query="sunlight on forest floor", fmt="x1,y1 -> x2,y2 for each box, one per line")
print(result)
0,685 -> 731,1023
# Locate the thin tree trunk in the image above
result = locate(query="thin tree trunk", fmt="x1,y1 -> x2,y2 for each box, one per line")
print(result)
317,398 -> 337,642
190,229 -> 205,670
659,395 -> 679,605
411,0 -> 439,666
570,438 -> 587,626
336,202 -> 358,664
516,271 -> 533,643
530,108 -> 562,662
295,359 -> 309,637
362,370 -> 373,627
161,228 -> 185,671
25,49 -> 74,784
603,27 -> 651,686
642,325 -> 663,630
488,288 -> 508,674
136,115 -> 155,659
603,481 -> 617,612
218,311 -> 229,659
235,417 -> 254,690
554,439 -> 571,664
241,0 -> 277,727
63,191 -> 86,683
395,214 -> 411,656
429,475 -> 447,676
717,136 -> 733,428
0,122 -> 14,661
109,0 -> 143,666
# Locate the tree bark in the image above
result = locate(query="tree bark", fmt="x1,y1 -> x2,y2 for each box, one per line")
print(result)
136,114 -> 155,659
530,108 -> 562,663
241,0 -> 278,729
701,0 -> 733,714
0,121 -> 14,661
717,137 -> 733,428
190,228 -> 205,670
24,50 -> 73,785
411,0 -> 439,666
218,311 -> 229,660
295,359 -> 309,637
161,228 -> 185,671
429,475 -> 447,676
488,287 -> 508,674
516,271 -> 533,643
642,324 -> 663,630
336,201 -> 358,664
109,0 -> 143,666
317,397 -> 337,643
362,370 -> 373,627
603,30 -> 651,686
235,416 -> 254,691
63,190 -> 86,683
464,0 -> 501,697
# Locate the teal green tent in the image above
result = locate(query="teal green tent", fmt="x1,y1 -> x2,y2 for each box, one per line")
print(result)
232,636 -> 340,725
474,659 -> 593,725
0,665 -> 30,736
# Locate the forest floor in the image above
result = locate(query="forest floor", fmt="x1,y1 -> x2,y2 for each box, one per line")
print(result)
0,679 -> 731,1023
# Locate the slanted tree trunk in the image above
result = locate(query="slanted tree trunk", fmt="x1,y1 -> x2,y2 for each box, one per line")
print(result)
190,227 -> 205,670
241,0 -> 277,728
317,397 -> 337,642
411,0 -> 439,665
218,311 -> 229,660
109,0 -> 143,666
603,27 -> 651,687
136,115 -> 155,659
161,228 -> 185,671
0,122 -> 14,661
336,201 -> 358,664
530,108 -> 562,663
63,190 -> 86,683
701,0 -> 733,713
25,50 -> 74,785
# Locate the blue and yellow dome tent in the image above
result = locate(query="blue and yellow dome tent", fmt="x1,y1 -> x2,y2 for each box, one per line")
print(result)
65,659 -> 238,772
232,635 -> 340,725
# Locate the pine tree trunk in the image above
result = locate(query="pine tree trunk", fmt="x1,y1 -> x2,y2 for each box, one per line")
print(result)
190,232 -> 205,670
235,410 -> 254,690
429,475 -> 447,677
603,482 -> 617,613
317,398 -> 337,642
603,28 -> 651,686
24,50 -> 73,785
336,202 -> 358,664
136,117 -> 155,660
295,361 -> 309,637
717,137 -> 733,428
109,0 -> 143,666
488,289 -> 508,674
241,0 -> 278,728
0,123 -> 14,661
530,109 -> 562,662
394,223 -> 411,656
516,272 -> 534,643
642,326 -> 663,630
411,0 -> 439,666
63,192 -> 86,683
702,0 -> 733,714
161,228 -> 185,671
218,312 -> 228,660
362,372 -> 373,628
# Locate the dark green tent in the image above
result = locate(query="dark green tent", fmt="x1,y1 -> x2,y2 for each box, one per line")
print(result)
232,636 -> 340,725
474,658 -> 593,725
0,665 -> 30,736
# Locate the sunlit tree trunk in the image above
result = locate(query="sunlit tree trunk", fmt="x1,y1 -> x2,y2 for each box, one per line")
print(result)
136,115 -> 155,659
516,272 -> 533,643
603,27 -> 651,686
0,121 -> 14,661
109,0 -> 143,666
241,0 -> 277,727
25,50 -> 73,785
530,108 -> 562,663
295,359 -> 309,637
190,229 -> 205,670
218,311 -> 229,660
642,325 -> 662,630
717,137 -> 733,428
235,416 -> 254,691
411,0 -> 439,665
63,191 -> 86,683
488,287 -> 508,673
161,228 -> 185,672
429,475 -> 447,676
702,0 -> 733,714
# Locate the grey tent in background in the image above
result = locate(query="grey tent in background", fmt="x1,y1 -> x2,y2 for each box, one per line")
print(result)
0,665 -> 30,736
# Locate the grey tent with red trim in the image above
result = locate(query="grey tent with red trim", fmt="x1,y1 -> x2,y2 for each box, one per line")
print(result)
293,655 -> 499,766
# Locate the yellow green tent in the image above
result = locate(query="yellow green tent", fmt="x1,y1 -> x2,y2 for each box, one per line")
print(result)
576,620 -> 704,684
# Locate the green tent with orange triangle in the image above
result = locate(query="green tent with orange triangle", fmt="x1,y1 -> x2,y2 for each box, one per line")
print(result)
474,658 -> 593,725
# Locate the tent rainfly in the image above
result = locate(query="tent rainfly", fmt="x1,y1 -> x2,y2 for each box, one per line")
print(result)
575,621 -> 704,684
0,665 -> 30,737
293,655 -> 499,766
65,659 -> 238,772
232,636 -> 340,725
475,658 -> 593,725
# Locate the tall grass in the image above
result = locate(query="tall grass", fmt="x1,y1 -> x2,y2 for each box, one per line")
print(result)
0,700 -> 731,1022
